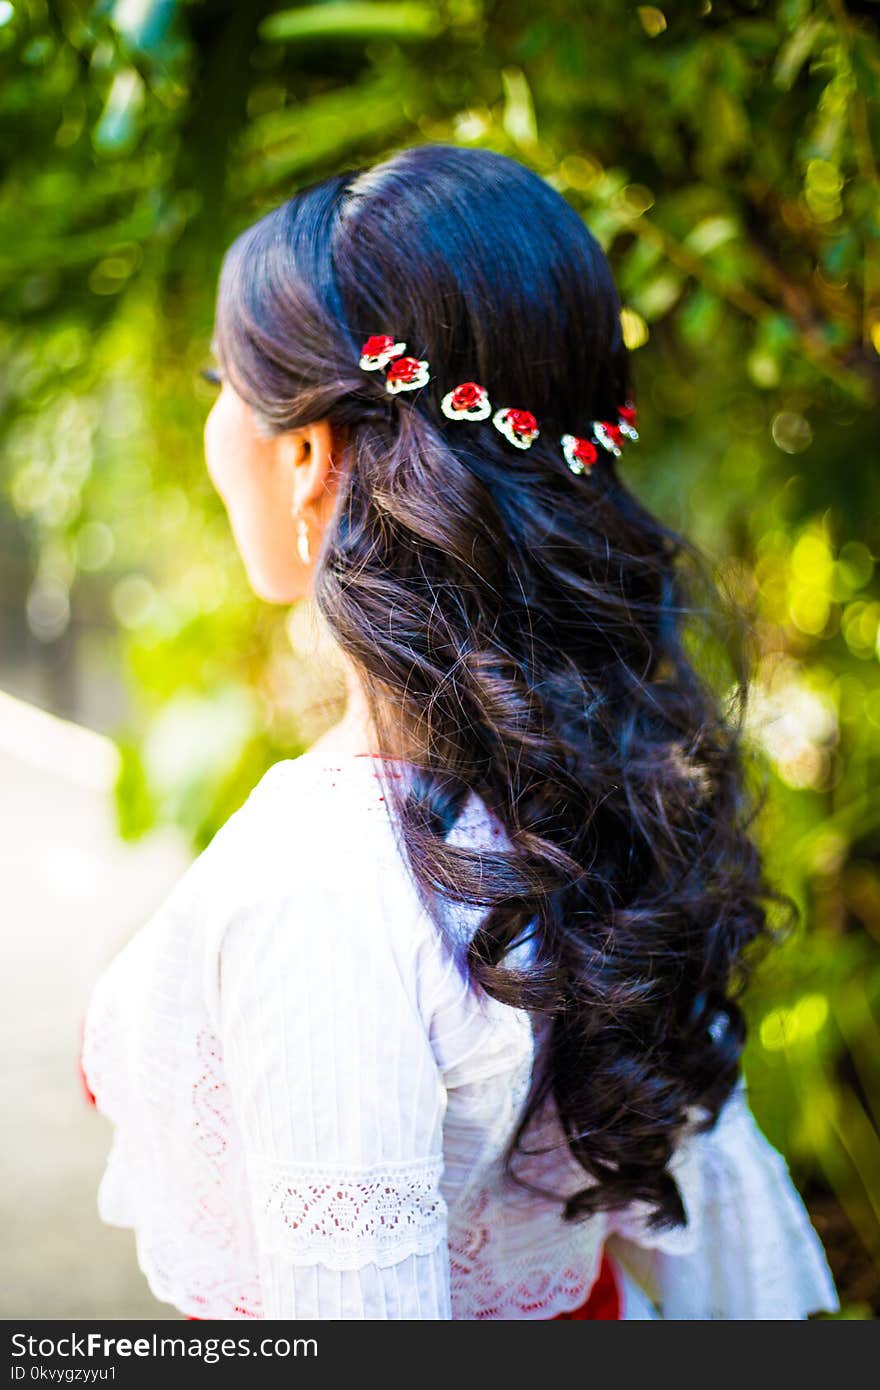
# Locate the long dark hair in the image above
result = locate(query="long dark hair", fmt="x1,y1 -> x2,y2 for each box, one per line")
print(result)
214,143 -> 775,1230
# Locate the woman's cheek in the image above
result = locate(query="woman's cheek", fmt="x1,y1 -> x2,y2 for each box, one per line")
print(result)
202,384 -> 305,602
203,399 -> 225,497
206,382 -> 260,485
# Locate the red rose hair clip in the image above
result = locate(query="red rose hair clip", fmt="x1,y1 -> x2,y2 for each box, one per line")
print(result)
358,336 -> 430,392
359,333 -> 638,471
493,406 -> 540,450
386,355 -> 431,393
359,335 -> 407,370
441,380 -> 491,421
561,434 -> 598,474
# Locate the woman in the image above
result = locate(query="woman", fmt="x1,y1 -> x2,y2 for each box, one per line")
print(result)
82,144 -> 838,1321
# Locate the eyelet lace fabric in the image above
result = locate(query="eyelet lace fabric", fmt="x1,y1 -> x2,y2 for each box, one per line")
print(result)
82,752 -> 839,1320
248,1156 -> 448,1269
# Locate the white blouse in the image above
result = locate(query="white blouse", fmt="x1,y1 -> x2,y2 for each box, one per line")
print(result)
81,749 -> 839,1320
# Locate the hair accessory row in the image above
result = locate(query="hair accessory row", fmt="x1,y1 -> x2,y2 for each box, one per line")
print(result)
358,335 -> 638,474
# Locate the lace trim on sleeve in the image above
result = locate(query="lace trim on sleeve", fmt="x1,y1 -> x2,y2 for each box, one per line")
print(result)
246,1154 -> 449,1271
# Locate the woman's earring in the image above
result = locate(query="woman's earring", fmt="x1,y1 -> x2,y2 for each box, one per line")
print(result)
294,512 -> 311,566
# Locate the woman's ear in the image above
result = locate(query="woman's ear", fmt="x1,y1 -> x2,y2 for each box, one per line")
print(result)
283,418 -> 338,515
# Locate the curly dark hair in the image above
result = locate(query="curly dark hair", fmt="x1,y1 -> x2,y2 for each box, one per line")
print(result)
214,143 -> 777,1231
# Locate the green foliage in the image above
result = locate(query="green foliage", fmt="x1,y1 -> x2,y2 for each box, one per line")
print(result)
2,0 -> 879,1311
259,3 -> 444,44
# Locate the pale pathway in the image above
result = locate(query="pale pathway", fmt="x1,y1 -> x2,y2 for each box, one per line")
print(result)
0,690 -> 192,1319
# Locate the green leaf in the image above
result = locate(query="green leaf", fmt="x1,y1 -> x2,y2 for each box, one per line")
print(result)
678,285 -> 723,345
501,67 -> 537,149
684,214 -> 740,256
92,68 -> 145,155
634,270 -> 685,321
235,78 -> 410,193
773,15 -> 827,92
114,738 -> 158,840
259,3 -> 443,44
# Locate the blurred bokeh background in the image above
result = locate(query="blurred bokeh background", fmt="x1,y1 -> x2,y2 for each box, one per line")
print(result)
1,0 -> 879,1319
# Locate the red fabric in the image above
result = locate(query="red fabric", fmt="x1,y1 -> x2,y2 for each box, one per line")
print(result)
77,1018 -> 96,1107
551,1251 -> 620,1319
186,1253 -> 620,1321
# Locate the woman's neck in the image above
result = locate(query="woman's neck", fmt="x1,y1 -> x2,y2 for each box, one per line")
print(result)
307,652 -> 379,759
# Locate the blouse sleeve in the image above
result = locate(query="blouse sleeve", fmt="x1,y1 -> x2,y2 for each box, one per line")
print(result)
216,887 -> 452,1320
608,1082 -> 840,1320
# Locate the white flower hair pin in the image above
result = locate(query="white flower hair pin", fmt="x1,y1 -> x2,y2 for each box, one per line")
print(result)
441,381 -> 492,421
358,335 -> 430,393
358,333 -> 639,471
358,335 -> 407,371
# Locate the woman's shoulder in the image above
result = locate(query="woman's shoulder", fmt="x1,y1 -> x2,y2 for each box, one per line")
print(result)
146,748 -> 511,1004
93,751 -> 435,1024
239,747 -> 403,814
119,752 -> 392,947
209,752 -> 516,988
224,748 -> 506,868
184,750 -> 403,908
219,748 -> 397,843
